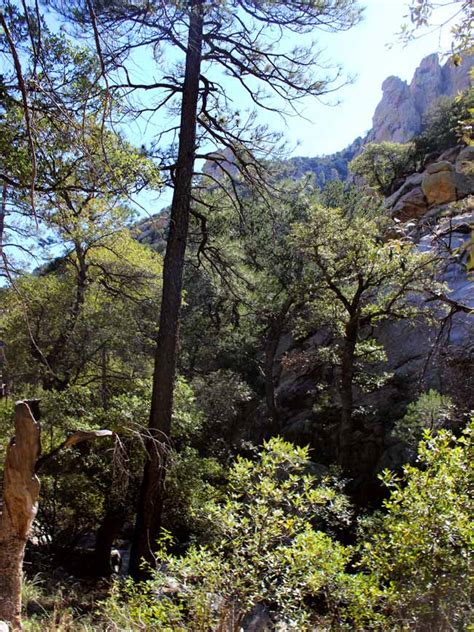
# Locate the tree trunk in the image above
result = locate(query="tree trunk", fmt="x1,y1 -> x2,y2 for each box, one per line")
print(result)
0,184 -> 6,397
264,332 -> 280,430
0,402 -> 111,625
100,346 -> 108,411
0,401 -> 41,629
338,317 -> 358,469
129,1 -> 204,579
0,184 -> 6,259
36,239 -> 88,392
94,505 -> 125,577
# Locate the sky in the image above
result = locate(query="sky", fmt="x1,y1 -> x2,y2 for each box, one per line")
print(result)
129,0 -> 455,212
274,0 -> 454,158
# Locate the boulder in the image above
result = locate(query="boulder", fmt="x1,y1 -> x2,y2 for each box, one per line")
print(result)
455,146 -> 474,176
384,172 -> 423,209
391,186 -> 428,221
422,167 -> 457,205
454,173 -> 474,199
425,160 -> 454,175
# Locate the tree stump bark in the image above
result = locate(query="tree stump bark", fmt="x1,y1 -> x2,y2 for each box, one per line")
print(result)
0,401 -> 41,629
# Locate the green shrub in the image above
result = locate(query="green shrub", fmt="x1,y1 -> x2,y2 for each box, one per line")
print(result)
349,141 -> 417,195
103,438 -> 353,631
393,389 -> 455,454
102,424 -> 473,631
0,397 -> 15,470
357,422 -> 473,630
162,446 -> 224,544
415,88 -> 474,162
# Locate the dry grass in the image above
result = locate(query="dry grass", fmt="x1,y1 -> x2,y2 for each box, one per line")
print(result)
21,574 -> 110,632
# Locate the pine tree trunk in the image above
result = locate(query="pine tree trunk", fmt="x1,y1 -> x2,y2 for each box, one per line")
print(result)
264,332 -> 280,429
0,401 -> 41,629
129,0 -> 204,579
0,186 -> 7,399
0,184 -> 6,257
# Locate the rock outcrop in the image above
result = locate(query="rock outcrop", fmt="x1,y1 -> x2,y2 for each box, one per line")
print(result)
371,75 -> 420,143
422,161 -> 457,206
456,146 -> 474,175
289,53 -> 472,186
368,53 -> 472,144
134,212 -> 169,253
271,158 -> 473,483
385,148 -> 474,220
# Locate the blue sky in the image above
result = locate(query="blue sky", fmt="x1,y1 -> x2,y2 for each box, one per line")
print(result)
130,0 -> 454,212
272,0 -> 453,157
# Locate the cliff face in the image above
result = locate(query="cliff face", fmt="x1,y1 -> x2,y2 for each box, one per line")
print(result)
368,53 -> 472,144
290,53 -> 472,185
272,148 -> 474,485
369,75 -> 420,143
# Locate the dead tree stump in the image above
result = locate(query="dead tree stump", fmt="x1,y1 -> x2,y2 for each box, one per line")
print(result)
0,401 -> 41,629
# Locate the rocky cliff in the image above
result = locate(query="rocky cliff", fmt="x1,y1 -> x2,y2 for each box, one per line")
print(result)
272,147 -> 474,485
368,53 -> 472,143
290,53 -> 473,185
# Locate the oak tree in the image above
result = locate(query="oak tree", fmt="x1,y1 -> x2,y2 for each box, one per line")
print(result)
292,203 -> 441,469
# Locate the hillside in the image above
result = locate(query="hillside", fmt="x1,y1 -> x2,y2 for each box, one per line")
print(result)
1,0 -> 473,626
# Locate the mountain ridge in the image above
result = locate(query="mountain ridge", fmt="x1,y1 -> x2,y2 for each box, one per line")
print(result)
287,52 -> 473,186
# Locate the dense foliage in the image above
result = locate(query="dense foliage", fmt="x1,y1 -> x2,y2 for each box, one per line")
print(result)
414,88 -> 474,162
101,425 -> 472,631
0,0 -> 472,629
349,141 -> 417,194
